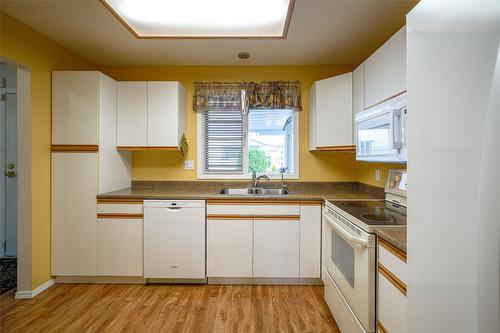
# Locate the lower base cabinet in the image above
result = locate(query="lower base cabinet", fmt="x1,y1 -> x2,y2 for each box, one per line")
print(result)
97,218 -> 143,276
253,219 -> 300,277
377,238 -> 408,333
207,219 -> 253,277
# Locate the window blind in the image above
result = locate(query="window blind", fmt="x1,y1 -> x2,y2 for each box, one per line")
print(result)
203,108 -> 243,173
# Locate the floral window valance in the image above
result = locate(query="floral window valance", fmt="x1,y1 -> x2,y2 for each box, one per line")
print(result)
193,81 -> 302,112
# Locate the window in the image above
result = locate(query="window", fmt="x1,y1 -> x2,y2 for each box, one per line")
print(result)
198,109 -> 298,179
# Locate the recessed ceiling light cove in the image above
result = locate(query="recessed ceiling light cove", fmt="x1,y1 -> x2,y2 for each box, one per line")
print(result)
100,0 -> 295,39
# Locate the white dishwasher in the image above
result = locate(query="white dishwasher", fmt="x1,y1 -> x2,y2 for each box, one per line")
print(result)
144,200 -> 206,279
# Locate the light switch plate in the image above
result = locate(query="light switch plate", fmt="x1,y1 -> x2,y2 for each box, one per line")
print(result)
375,170 -> 381,182
184,160 -> 194,170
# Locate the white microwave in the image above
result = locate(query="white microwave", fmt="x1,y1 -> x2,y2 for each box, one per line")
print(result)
355,93 -> 407,163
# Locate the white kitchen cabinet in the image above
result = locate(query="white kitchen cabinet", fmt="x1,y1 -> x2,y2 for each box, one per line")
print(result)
309,73 -> 353,151
377,238 -> 407,333
52,71 -> 99,145
253,219 -> 300,278
97,218 -> 143,276
353,63 -> 365,116
116,81 -> 186,149
116,82 -> 148,147
51,71 -> 131,277
299,205 -> 321,278
207,219 -> 253,277
364,27 -> 406,109
206,202 -> 320,281
52,153 -> 98,275
147,82 -> 186,147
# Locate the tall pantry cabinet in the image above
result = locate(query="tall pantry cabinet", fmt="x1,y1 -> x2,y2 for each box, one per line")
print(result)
51,71 -> 131,276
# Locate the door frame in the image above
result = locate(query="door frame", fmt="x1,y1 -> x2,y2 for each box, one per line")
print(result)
1,57 -> 32,293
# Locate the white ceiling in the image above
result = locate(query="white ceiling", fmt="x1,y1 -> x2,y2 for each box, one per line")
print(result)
0,0 -> 418,66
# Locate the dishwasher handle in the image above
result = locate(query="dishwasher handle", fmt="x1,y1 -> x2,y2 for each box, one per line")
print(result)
143,200 -> 205,208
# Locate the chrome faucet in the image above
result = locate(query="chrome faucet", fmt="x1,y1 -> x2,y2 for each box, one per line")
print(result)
279,166 -> 288,190
251,168 -> 270,188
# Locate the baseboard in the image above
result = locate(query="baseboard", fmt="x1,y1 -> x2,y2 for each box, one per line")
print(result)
54,276 -> 147,284
15,279 -> 55,299
208,277 -> 323,285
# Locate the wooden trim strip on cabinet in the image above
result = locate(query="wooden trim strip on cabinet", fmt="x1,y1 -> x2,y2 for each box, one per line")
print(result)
207,199 -> 322,206
51,144 -> 98,152
378,263 -> 407,296
97,213 -> 143,219
116,146 -> 178,151
96,198 -> 144,204
315,145 -> 356,151
207,214 -> 300,220
379,238 -> 407,263
376,320 -> 389,333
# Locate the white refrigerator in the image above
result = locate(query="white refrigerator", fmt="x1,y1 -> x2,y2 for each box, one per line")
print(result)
406,1 -> 500,333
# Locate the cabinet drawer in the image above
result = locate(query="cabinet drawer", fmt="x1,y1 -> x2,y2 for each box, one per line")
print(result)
378,239 -> 407,285
377,270 -> 407,333
97,203 -> 143,214
207,203 -> 299,216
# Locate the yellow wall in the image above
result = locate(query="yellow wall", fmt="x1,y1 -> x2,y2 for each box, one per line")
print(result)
0,11 -> 403,290
0,12 -> 95,289
101,65 -> 359,181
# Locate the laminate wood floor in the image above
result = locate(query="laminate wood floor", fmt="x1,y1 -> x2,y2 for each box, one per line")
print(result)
0,284 -> 340,332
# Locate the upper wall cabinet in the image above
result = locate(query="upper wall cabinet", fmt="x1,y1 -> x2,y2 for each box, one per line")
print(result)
52,71 -> 99,144
117,81 -> 186,150
364,26 -> 406,109
309,72 -> 354,151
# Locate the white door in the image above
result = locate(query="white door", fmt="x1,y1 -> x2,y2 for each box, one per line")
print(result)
51,153 -> 98,275
253,219 -> 300,277
315,73 -> 353,148
116,82 -> 147,147
98,218 -> 143,276
4,93 -> 17,257
207,219 -> 253,277
147,82 -> 179,147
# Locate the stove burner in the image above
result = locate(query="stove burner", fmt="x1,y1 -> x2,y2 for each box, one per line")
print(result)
360,213 -> 395,222
339,202 -> 370,208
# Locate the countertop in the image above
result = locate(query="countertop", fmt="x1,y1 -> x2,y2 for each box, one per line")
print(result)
374,227 -> 407,253
97,181 -> 385,202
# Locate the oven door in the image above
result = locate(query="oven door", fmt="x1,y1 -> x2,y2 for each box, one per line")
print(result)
323,211 -> 376,332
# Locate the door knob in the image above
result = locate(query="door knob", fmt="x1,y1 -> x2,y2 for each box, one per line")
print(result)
5,171 -> 16,178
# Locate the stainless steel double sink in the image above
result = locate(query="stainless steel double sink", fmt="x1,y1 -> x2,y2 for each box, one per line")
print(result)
218,187 -> 290,196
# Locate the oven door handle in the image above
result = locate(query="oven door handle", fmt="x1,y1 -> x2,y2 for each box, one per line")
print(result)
323,213 -> 369,248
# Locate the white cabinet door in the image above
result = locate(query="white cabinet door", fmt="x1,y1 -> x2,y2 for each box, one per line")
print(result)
51,153 -> 98,275
353,63 -> 365,115
378,271 -> 407,333
310,73 -> 353,149
98,218 -> 143,276
253,219 -> 300,277
364,27 -> 406,108
117,82 -> 147,146
207,219 -> 253,277
52,71 -> 99,144
299,205 -> 321,278
147,82 -> 179,147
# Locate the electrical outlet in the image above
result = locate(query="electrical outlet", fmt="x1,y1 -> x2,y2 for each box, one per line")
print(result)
375,170 -> 381,182
184,160 -> 194,170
